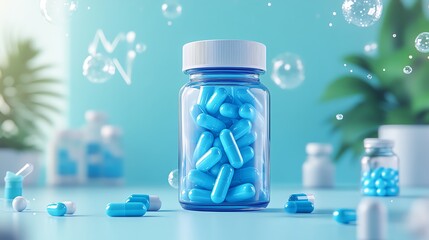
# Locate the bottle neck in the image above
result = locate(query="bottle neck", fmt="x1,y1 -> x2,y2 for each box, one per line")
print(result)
365,147 -> 394,156
186,68 -> 263,83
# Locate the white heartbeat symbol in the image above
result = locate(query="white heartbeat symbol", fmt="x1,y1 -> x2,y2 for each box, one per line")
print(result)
88,29 -> 141,85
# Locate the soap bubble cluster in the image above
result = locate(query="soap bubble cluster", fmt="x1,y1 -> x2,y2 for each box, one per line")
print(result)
415,32 -> 429,53
342,0 -> 383,27
336,114 -> 344,120
271,53 -> 305,89
403,66 -> 412,75
168,169 -> 178,189
40,0 -> 78,24
161,2 -> 182,19
82,54 -> 115,83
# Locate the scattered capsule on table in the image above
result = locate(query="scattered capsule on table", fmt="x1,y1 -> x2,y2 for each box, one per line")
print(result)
284,201 -> 314,213
126,194 -> 162,211
47,202 -> 67,216
12,196 -> 27,212
106,202 -> 147,217
62,201 -> 76,214
288,193 -> 315,204
333,208 -> 356,224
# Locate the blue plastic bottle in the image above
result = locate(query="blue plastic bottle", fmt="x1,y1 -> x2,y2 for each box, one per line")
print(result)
179,40 -> 270,211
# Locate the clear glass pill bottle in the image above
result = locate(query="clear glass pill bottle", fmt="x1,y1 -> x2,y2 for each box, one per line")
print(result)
179,40 -> 270,211
361,138 -> 399,197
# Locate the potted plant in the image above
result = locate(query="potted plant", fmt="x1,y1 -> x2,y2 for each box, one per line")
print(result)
321,0 -> 429,186
0,37 -> 64,185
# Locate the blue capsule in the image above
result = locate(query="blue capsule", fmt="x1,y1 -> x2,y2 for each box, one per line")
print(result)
126,196 -> 150,210
376,188 -> 387,196
197,87 -> 214,112
219,103 -> 239,119
362,187 -> 377,196
187,169 -> 216,190
230,119 -> 252,140
190,104 -> 204,124
188,189 -> 212,203
206,88 -> 228,115
235,89 -> 263,110
239,103 -> 256,121
288,193 -> 315,204
219,129 -> 244,169
126,194 -> 162,211
192,131 -> 214,165
196,113 -> 226,133
225,183 -> 256,202
213,138 -> 228,163
47,202 -> 67,216
284,201 -> 314,213
370,167 -> 385,179
362,178 -> 375,188
230,167 -> 259,187
386,186 -> 399,196
333,208 -> 356,224
240,146 -> 254,165
106,202 -> 147,217
211,164 -> 234,204
196,147 -> 222,172
375,179 -> 387,189
381,168 -> 396,180
236,132 -> 257,148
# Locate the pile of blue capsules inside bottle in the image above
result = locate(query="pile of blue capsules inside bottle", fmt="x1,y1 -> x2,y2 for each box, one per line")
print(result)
178,40 -> 270,211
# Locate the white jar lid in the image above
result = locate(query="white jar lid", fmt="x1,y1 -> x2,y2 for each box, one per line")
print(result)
364,138 -> 394,148
306,143 -> 333,155
182,39 -> 266,72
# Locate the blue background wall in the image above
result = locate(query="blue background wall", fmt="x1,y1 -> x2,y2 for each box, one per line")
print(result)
69,0 -> 382,186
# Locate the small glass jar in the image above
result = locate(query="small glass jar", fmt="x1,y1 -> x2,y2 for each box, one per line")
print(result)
179,40 -> 270,211
361,138 -> 399,197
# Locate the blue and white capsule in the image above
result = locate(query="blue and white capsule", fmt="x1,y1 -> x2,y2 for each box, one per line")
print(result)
47,202 -> 67,217
284,201 -> 314,213
126,194 -> 162,211
106,202 -> 147,217
288,193 -> 315,204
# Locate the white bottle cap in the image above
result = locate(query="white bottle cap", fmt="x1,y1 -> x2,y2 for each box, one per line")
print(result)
148,195 -> 162,211
62,201 -> 76,214
306,143 -> 333,155
182,39 -> 266,72
85,110 -> 107,123
357,198 -> 387,240
364,138 -> 394,149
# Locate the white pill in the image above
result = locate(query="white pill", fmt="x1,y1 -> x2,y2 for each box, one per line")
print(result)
357,198 -> 387,240
62,201 -> 76,214
12,196 -> 27,212
148,195 -> 162,211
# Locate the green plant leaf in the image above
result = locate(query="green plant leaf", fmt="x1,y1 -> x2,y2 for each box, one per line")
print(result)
385,107 -> 414,124
321,76 -> 380,102
378,0 -> 409,54
344,54 -> 373,72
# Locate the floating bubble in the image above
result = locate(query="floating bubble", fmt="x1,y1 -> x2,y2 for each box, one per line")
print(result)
403,66 -> 412,74
40,0 -> 78,24
329,22 -> 333,27
415,32 -> 429,53
342,0 -> 383,27
267,2 -> 272,7
382,68 -> 386,72
168,169 -> 178,189
333,11 -> 337,16
271,53 -> 305,89
364,42 -> 378,55
135,43 -> 147,53
392,33 -> 397,38
367,74 -> 372,79
336,114 -> 344,120
82,54 -> 115,83
408,55 -> 413,59
161,2 -> 182,19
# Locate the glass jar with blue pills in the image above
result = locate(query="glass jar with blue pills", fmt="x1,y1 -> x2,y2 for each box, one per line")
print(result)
361,138 -> 399,197
179,40 -> 270,211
